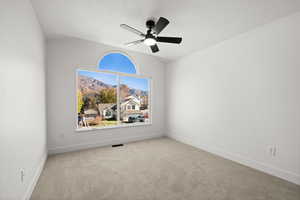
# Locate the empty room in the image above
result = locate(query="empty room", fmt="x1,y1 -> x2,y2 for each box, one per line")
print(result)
1,0 -> 300,199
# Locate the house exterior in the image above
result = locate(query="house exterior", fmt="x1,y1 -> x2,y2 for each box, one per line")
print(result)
83,109 -> 99,125
84,109 -> 98,119
120,95 -> 144,122
98,103 -> 117,120
91,96 -> 145,122
121,95 -> 141,111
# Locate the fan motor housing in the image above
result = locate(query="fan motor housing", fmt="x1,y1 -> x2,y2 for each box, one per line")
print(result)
145,33 -> 155,40
146,20 -> 155,29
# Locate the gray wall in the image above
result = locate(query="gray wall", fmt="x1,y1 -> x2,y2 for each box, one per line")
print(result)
166,13 -> 300,185
0,0 -> 47,199
46,37 -> 165,154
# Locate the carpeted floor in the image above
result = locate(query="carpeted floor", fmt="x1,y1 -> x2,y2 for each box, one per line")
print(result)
31,137 -> 300,200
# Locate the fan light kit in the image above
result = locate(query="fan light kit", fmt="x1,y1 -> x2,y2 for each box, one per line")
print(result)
144,38 -> 156,46
120,17 -> 182,53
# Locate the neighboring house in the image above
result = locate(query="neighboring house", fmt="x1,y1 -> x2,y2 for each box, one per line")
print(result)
92,96 -> 145,122
98,103 -> 117,120
121,95 -> 141,111
84,109 -> 99,124
121,96 -> 143,122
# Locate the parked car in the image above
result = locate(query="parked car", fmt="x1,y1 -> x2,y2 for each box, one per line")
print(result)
123,114 -> 145,123
136,115 -> 145,122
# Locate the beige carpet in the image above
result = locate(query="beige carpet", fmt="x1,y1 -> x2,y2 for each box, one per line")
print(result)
31,137 -> 300,200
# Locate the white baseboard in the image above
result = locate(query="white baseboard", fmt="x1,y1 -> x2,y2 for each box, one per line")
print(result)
23,152 -> 47,200
167,132 -> 300,186
48,132 -> 164,155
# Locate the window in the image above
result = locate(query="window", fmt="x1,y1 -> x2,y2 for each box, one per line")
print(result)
99,53 -> 136,74
77,53 -> 151,130
119,75 -> 149,125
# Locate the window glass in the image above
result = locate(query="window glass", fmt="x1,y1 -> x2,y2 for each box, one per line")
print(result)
77,53 -> 151,131
120,76 -> 150,125
77,70 -> 117,129
99,53 -> 136,74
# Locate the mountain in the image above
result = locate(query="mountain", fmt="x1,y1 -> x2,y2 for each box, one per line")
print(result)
129,88 -> 148,97
120,84 -> 148,99
78,75 -> 148,97
78,75 -> 115,94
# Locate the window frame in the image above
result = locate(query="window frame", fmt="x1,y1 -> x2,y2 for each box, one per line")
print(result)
75,67 -> 152,132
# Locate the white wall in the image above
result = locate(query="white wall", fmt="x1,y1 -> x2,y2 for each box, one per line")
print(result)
166,12 -> 300,185
46,37 -> 165,154
0,0 -> 47,199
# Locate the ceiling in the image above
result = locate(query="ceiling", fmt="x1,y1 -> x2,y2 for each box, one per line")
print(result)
31,0 -> 300,62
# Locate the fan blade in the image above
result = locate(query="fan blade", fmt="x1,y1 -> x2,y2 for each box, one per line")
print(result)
157,36 -> 182,44
153,17 -> 169,35
125,39 -> 144,46
150,44 -> 159,53
120,24 -> 145,37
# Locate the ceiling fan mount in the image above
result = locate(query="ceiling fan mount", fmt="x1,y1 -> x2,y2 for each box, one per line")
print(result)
120,17 -> 182,53
146,19 -> 155,29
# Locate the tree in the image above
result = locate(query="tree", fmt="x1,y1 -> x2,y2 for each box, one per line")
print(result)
77,90 -> 84,113
89,96 -> 98,109
99,88 -> 117,103
120,84 -> 130,99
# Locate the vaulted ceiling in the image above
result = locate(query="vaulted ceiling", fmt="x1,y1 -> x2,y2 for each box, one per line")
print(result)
31,0 -> 300,62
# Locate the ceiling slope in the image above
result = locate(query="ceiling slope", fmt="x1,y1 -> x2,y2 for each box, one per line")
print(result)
31,0 -> 300,61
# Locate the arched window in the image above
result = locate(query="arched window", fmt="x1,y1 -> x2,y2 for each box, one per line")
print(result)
76,52 -> 151,131
99,53 -> 137,74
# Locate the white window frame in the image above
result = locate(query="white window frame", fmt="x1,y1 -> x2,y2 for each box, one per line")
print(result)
75,68 -> 152,132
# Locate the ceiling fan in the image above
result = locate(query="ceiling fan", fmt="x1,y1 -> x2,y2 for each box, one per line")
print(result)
120,17 -> 182,53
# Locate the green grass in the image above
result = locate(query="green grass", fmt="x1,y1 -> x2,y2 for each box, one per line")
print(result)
96,120 -> 117,127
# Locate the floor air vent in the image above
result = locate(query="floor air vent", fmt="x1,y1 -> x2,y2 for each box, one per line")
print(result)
112,144 -> 124,147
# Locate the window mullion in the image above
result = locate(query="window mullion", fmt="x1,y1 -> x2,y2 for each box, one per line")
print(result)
117,75 -> 120,124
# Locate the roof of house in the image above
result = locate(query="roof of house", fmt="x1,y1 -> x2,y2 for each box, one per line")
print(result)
121,96 -> 140,106
98,103 -> 116,111
84,109 -> 98,115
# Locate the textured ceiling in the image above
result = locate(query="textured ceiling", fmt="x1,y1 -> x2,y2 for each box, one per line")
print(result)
31,0 -> 300,62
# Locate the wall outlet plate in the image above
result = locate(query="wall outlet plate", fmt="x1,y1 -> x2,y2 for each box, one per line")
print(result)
267,146 -> 277,157
20,169 -> 25,183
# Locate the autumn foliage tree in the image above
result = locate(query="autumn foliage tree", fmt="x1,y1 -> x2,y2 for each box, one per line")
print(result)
99,88 -> 116,103
77,90 -> 84,113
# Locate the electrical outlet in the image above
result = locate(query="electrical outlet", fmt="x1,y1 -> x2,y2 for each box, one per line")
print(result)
268,146 -> 277,157
20,169 -> 25,183
273,146 -> 277,157
269,146 -> 273,156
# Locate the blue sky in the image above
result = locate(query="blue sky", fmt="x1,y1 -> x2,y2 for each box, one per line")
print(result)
120,76 -> 149,91
78,53 -> 148,91
78,70 -> 117,86
99,53 -> 136,74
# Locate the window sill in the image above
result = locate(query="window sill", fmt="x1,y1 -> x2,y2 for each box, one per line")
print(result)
75,122 -> 152,132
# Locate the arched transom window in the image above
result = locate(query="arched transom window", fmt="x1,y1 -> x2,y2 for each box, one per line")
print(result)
76,52 -> 151,131
99,53 -> 137,74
